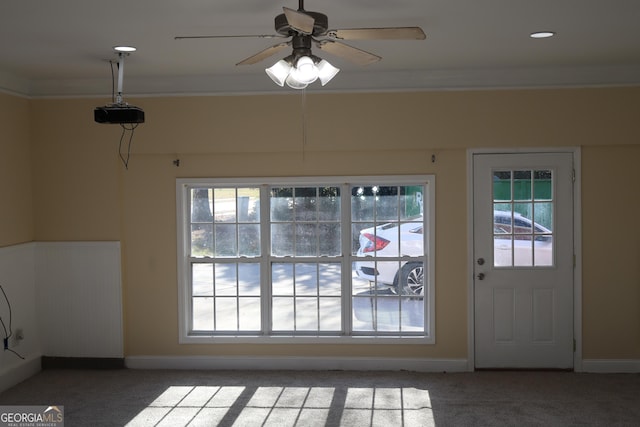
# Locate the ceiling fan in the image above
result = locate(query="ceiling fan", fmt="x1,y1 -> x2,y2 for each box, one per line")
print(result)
175,0 -> 426,88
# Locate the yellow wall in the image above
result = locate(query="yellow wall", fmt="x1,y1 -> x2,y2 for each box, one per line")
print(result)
29,99 -> 121,241
4,87 -> 640,360
582,145 -> 640,358
0,92 -> 33,246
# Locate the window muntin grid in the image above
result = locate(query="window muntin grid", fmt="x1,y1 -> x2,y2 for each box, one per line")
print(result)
179,178 -> 433,341
492,170 -> 554,267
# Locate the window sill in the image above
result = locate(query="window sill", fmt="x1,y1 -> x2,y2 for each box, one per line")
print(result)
179,334 -> 434,345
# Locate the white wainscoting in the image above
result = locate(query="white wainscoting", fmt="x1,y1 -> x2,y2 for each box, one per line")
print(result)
35,242 -> 123,358
0,242 -> 41,392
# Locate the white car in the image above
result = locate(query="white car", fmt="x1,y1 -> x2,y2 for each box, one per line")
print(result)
355,211 -> 552,296
355,217 -> 425,296
493,210 -> 553,267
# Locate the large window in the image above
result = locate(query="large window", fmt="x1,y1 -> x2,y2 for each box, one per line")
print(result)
177,176 -> 434,343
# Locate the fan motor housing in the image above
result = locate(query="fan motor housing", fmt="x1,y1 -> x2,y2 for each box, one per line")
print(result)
275,11 -> 328,36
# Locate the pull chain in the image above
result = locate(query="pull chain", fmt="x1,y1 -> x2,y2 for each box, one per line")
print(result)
301,88 -> 307,160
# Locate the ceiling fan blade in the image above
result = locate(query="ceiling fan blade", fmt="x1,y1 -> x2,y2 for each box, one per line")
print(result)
236,42 -> 291,66
175,34 -> 284,40
327,27 -> 426,40
283,7 -> 315,34
316,40 -> 381,66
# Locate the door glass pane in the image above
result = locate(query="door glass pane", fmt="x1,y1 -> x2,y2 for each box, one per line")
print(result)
534,203 -> 553,231
514,203 -> 532,229
534,170 -> 552,200
494,235 -> 513,267
535,235 -> 553,266
513,170 -> 532,201
493,169 -> 554,268
493,172 -> 511,201
514,235 -> 533,267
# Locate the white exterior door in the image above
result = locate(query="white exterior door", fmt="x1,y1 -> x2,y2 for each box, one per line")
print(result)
473,152 -> 574,369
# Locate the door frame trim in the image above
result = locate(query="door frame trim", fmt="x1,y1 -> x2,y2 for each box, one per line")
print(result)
466,147 -> 582,371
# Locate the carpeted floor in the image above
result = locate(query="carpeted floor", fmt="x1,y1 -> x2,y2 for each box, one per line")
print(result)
0,369 -> 639,426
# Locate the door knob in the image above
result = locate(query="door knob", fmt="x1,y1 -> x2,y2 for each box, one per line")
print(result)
477,272 -> 485,280
477,258 -> 485,265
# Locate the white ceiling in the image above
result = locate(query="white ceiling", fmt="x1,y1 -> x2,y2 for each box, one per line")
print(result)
2,0 -> 640,97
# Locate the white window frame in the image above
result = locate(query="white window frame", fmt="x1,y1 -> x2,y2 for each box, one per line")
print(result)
177,175 -> 435,344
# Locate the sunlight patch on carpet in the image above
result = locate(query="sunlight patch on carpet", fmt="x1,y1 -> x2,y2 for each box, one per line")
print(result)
124,385 -> 433,426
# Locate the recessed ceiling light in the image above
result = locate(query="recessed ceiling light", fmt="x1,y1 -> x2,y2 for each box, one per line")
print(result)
114,46 -> 137,52
530,31 -> 555,39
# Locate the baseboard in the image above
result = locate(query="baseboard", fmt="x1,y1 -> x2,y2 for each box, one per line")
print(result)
125,355 -> 469,372
581,359 -> 640,373
41,356 -> 125,370
0,354 -> 41,393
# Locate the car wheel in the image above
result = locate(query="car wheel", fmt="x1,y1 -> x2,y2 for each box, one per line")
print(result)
396,262 -> 424,297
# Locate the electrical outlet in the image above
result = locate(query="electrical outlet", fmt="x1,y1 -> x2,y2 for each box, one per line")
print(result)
11,329 -> 24,347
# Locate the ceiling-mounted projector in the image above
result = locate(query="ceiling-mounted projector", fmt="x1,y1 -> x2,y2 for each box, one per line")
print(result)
94,104 -> 144,124
95,49 -> 145,124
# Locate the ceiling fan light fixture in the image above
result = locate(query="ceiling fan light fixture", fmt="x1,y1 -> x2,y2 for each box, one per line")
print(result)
295,56 -> 315,73
265,59 -> 292,86
266,50 -> 340,89
316,59 -> 340,86
290,56 -> 319,84
285,74 -> 308,89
